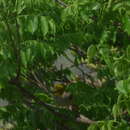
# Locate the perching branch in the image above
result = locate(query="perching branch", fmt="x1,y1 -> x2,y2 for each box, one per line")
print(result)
20,85 -> 96,125
9,77 -> 96,125
54,0 -> 68,7
76,114 -> 96,124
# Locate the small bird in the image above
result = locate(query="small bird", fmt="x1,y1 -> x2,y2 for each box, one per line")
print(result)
53,83 -> 65,96
53,82 -> 73,107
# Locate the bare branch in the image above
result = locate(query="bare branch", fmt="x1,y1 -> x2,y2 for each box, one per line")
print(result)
76,114 -> 96,124
54,0 -> 68,7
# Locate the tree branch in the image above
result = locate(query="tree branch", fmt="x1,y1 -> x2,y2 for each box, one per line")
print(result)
76,114 -> 96,124
15,18 -> 21,78
54,0 -> 68,7
9,77 -> 96,126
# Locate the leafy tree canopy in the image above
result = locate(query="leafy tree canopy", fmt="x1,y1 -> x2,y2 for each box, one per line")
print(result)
0,0 -> 130,129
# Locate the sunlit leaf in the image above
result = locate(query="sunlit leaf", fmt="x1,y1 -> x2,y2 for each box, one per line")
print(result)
107,120 -> 114,130
112,104 -> 120,120
40,16 -> 49,36
49,19 -> 56,34
123,15 -> 130,35
27,16 -> 38,34
87,44 -> 97,62
116,79 -> 130,95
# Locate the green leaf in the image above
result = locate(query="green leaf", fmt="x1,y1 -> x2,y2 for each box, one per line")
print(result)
87,45 -> 97,62
101,125 -> 106,130
62,7 -> 73,22
112,104 -> 120,120
113,1 -> 130,12
126,45 -> 130,61
88,123 -> 98,130
117,94 -> 123,104
49,19 -> 56,34
107,0 -> 112,9
0,107 -> 7,112
0,62 -> 16,79
116,79 -> 130,95
100,29 -> 110,44
27,16 -> 38,34
114,59 -> 129,78
99,47 -> 113,70
126,100 -> 130,114
35,93 -> 52,102
123,15 -> 130,35
21,50 -> 27,67
92,2 -> 101,10
0,83 -> 4,89
16,1 -> 26,15
21,47 -> 35,67
40,16 -> 49,36
107,120 -> 114,130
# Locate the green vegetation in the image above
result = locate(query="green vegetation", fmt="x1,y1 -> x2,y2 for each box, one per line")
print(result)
0,0 -> 130,129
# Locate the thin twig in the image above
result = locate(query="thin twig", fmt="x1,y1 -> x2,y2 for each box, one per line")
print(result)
9,76 -> 96,125
69,45 -> 86,58
54,0 -> 68,7
21,72 -> 51,96
23,99 -> 72,130
15,18 -> 21,78
31,71 -> 49,93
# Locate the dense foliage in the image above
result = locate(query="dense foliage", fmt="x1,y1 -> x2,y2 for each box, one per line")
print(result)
0,0 -> 130,129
